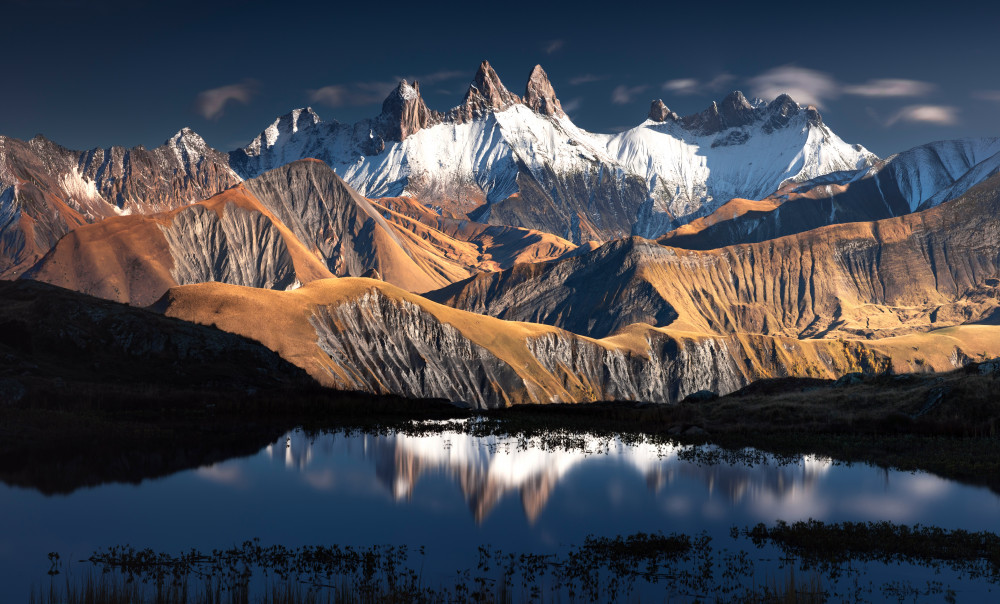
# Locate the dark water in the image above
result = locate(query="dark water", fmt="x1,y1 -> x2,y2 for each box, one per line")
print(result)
2,423 -> 999,600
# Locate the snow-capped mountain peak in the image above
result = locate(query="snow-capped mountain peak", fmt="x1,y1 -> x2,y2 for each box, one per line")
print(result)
166,127 -> 211,168
248,107 -> 323,156
607,91 -> 877,235
227,63 -> 877,242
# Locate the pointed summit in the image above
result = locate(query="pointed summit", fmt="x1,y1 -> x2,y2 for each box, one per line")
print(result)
648,99 -> 677,122
717,91 -> 756,128
458,60 -> 521,120
165,127 -> 209,167
379,80 -> 439,142
680,100 -> 723,134
524,65 -> 564,117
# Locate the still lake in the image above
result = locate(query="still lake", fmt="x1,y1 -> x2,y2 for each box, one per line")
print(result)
2,422 -> 998,600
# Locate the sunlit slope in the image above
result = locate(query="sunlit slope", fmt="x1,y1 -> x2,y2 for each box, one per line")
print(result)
431,172 -> 1000,341
156,278 -> 1000,407
24,185 -> 335,306
24,160 -> 583,306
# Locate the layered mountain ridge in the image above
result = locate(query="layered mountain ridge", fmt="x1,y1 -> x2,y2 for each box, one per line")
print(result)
662,137 -> 1000,250
226,61 -> 875,243
7,60 -> 1000,410
24,160 -> 577,305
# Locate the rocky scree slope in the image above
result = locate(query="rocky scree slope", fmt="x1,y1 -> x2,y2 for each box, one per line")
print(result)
155,277 -> 986,408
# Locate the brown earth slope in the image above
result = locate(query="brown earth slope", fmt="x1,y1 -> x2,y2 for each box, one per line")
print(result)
429,172 -> 1000,349
24,160 -> 580,306
0,131 -> 241,276
155,278 -> 1000,407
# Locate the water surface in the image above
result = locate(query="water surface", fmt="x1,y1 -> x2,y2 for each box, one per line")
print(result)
2,424 -> 998,599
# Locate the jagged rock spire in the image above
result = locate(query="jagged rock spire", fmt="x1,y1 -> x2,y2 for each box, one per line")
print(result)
456,60 -> 521,121
524,65 -> 564,117
379,80 -> 438,142
648,99 -> 677,122
717,91 -> 756,128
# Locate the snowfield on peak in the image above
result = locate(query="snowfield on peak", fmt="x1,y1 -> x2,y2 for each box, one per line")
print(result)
882,137 -> 1000,212
228,80 -> 876,241
606,114 -> 876,237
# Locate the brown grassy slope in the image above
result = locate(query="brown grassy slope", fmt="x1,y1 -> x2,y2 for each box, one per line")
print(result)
156,278 -> 1000,403
430,173 -> 1000,342
373,195 -> 579,268
23,185 -> 335,306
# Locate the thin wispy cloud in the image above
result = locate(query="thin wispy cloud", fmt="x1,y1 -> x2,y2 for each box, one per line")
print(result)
749,67 -> 938,109
843,78 -> 934,97
308,71 -> 466,108
662,74 -> 734,96
662,78 -> 699,95
194,79 -> 259,120
569,74 -> 605,85
748,66 -> 838,108
561,98 -> 582,114
544,39 -> 564,54
885,105 -> 959,127
417,70 -> 467,85
611,84 -> 648,105
973,90 -> 1000,102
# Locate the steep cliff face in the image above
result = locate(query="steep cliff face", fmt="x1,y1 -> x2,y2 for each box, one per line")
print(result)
158,204 -> 298,291
431,173 -> 1000,341
310,290 -> 527,408
0,131 -> 240,275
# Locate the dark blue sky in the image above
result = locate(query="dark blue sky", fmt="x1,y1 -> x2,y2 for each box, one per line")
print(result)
3,0 -> 998,157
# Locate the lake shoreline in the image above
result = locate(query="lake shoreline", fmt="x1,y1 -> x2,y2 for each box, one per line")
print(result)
2,362 -> 999,495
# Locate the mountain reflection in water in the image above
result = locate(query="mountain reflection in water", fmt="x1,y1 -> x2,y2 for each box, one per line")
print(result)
262,430 -> 833,524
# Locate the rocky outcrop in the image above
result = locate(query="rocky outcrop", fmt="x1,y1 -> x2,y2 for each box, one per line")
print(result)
310,289 -> 526,408
523,65 -> 564,117
455,60 -> 523,121
376,80 -> 442,142
676,91 -> 818,136
524,330 -> 745,403
648,99 -> 677,122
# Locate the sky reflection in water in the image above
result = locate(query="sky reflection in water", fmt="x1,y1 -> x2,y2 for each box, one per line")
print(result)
1,427 -> 998,599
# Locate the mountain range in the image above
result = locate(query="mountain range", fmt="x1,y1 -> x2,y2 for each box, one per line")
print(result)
4,61 -> 1000,407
